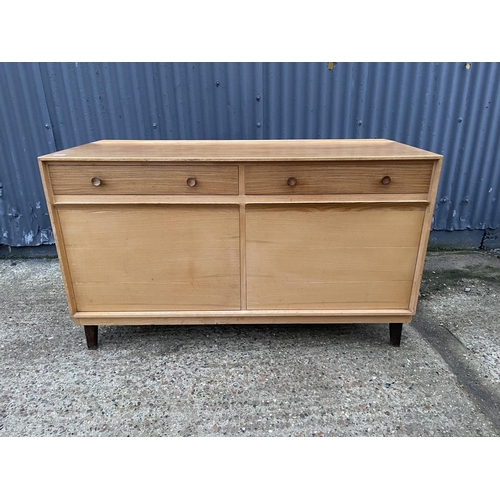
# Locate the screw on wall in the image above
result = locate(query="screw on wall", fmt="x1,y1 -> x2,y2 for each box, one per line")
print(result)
465,63 -> 471,70
327,62 -> 337,70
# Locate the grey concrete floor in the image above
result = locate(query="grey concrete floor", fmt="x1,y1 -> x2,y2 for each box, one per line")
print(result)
1,250 -> 499,437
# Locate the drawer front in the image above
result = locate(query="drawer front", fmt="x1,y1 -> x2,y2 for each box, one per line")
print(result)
49,164 -> 239,195
245,163 -> 433,195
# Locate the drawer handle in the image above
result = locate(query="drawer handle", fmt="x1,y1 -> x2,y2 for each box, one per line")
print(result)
381,176 -> 392,185
287,177 -> 297,187
91,177 -> 102,187
186,177 -> 197,187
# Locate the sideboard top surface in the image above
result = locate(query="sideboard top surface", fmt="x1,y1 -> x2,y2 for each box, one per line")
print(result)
39,139 -> 442,162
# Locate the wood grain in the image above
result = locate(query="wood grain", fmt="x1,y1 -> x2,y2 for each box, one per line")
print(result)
246,204 -> 425,310
49,164 -> 239,195
53,194 -> 430,206
57,205 -> 241,311
409,158 -> 444,312
245,162 -> 433,195
39,139 -> 443,162
238,165 -> 247,309
38,160 -> 78,315
73,310 -> 413,325
37,139 -> 442,341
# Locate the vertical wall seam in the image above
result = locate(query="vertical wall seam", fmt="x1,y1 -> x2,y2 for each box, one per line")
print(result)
37,62 -> 58,151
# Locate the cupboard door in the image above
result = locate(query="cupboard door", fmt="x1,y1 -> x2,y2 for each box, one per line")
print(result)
246,204 -> 425,310
57,205 -> 240,311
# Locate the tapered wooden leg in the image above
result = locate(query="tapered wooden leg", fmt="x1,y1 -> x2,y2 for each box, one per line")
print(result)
84,325 -> 98,350
389,323 -> 402,347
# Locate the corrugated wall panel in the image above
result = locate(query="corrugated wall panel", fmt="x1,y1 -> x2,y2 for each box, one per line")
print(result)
1,62 -> 499,247
154,62 -> 261,139
39,62 -> 162,148
263,62 -> 499,230
0,63 -> 55,247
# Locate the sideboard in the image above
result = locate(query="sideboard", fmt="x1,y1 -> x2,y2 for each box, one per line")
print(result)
38,139 -> 442,349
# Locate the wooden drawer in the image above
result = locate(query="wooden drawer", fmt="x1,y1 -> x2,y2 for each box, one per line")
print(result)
48,164 -> 239,195
245,163 -> 433,195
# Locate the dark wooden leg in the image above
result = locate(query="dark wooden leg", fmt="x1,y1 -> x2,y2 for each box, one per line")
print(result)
84,325 -> 98,350
389,323 -> 402,347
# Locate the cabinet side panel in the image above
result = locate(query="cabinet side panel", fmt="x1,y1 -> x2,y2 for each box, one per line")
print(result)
246,204 -> 425,310
38,160 -> 78,315
57,205 -> 241,311
409,158 -> 444,312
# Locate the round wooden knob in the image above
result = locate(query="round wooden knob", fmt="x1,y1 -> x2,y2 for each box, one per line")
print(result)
287,177 -> 297,187
187,177 -> 197,187
91,177 -> 102,187
381,176 -> 392,185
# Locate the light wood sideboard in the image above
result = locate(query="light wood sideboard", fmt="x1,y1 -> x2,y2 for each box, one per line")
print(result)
38,139 -> 442,349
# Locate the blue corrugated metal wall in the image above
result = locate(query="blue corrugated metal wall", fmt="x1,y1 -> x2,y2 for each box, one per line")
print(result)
1,62 -> 499,248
